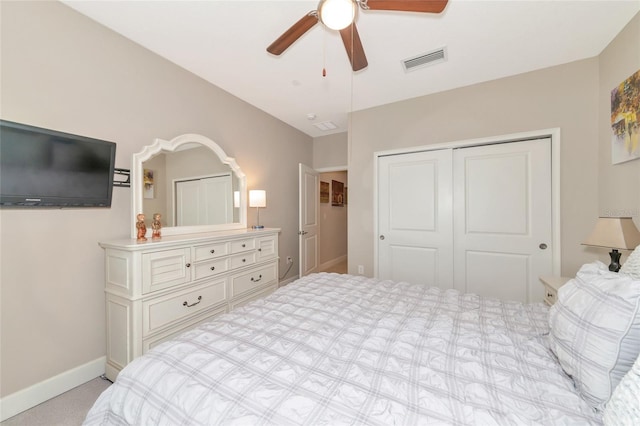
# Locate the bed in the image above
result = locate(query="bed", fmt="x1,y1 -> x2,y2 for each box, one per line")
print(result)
84,263 -> 640,425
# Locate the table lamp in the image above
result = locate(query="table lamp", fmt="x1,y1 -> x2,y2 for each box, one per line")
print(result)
249,190 -> 266,229
582,217 -> 640,272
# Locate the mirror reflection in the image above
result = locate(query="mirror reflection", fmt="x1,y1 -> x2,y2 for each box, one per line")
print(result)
131,133 -> 247,238
142,144 -> 241,227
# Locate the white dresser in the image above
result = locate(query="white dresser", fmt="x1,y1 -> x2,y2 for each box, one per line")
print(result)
100,227 -> 279,381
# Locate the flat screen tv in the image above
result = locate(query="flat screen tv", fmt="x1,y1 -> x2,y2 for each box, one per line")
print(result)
0,120 -> 116,207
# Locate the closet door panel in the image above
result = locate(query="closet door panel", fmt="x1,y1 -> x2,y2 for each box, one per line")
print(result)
453,138 -> 552,303
378,149 -> 453,288
387,245 -> 437,287
464,251 -> 529,301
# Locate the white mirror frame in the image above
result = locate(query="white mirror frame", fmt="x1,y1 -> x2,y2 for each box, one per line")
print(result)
131,133 -> 247,238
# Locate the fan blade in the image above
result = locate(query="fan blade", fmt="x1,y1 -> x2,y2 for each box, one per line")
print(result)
363,0 -> 448,13
339,22 -> 368,71
267,12 -> 318,55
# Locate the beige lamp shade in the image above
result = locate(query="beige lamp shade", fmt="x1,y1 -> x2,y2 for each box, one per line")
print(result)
249,190 -> 266,208
582,217 -> 640,250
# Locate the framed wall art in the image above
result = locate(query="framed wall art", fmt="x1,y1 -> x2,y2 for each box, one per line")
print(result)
143,168 -> 155,199
611,69 -> 640,164
320,181 -> 329,203
332,180 -> 344,206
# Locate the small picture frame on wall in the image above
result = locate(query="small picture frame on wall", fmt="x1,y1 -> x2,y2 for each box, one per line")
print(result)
143,169 -> 155,199
320,181 -> 329,203
332,180 -> 344,206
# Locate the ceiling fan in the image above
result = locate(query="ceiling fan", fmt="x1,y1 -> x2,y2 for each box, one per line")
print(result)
266,0 -> 449,72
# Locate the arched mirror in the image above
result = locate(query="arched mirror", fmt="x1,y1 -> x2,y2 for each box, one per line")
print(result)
131,133 -> 247,238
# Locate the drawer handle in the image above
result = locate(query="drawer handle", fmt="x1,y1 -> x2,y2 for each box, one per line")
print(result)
183,295 -> 202,308
210,266 -> 216,271
547,292 -> 554,298
185,263 -> 191,268
242,258 -> 246,263
242,244 -> 246,248
210,249 -> 215,254
258,248 -> 262,252
251,275 -> 262,282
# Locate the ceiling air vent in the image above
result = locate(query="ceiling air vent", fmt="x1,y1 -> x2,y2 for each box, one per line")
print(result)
313,121 -> 339,131
402,47 -> 447,72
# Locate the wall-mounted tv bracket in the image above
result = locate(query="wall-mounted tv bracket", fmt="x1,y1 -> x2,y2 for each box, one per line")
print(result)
114,168 -> 130,187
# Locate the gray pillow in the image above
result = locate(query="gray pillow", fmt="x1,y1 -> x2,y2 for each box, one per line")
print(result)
548,261 -> 640,410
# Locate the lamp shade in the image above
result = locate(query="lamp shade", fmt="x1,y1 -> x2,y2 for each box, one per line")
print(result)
318,0 -> 356,30
249,190 -> 266,208
583,217 -> 640,250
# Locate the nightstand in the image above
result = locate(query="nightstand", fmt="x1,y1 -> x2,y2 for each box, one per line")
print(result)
539,276 -> 572,306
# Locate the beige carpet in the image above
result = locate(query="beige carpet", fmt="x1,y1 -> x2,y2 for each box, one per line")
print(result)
1,377 -> 111,426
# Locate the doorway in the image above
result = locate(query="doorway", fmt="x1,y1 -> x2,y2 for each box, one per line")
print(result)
298,165 -> 348,278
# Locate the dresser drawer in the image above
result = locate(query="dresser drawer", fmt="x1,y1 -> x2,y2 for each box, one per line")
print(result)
193,242 -> 229,262
193,258 -> 228,280
229,252 -> 256,270
142,248 -> 191,294
229,284 -> 277,311
143,278 -> 226,336
229,263 -> 277,298
544,285 -> 558,306
143,305 -> 228,353
230,238 -> 255,254
256,236 -> 278,261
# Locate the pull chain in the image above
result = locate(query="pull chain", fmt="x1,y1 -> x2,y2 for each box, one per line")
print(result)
322,26 -> 327,77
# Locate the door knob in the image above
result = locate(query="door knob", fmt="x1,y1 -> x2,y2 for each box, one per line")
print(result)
379,235 -> 385,240
539,243 -> 548,250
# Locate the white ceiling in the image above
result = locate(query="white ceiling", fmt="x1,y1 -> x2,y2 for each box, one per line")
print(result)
62,0 -> 639,138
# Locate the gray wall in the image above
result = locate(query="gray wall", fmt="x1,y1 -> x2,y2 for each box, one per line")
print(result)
313,132 -> 348,169
347,12 -> 639,278
0,1 -> 312,397
598,13 -> 640,220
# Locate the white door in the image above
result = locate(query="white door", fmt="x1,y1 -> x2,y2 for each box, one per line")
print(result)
299,164 -> 319,277
201,175 -> 232,225
377,149 -> 454,288
176,179 -> 201,226
453,138 -> 552,302
176,174 -> 232,226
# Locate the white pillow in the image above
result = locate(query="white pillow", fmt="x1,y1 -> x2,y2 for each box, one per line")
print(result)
548,261 -> 640,410
604,352 -> 640,425
620,244 -> 640,280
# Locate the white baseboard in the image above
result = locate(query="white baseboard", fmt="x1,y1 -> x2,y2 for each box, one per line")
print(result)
319,255 -> 347,272
0,356 -> 106,422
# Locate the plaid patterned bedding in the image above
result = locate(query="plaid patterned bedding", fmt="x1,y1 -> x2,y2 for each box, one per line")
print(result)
84,273 -> 601,425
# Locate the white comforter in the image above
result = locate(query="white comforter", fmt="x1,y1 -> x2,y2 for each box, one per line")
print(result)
85,273 -> 601,425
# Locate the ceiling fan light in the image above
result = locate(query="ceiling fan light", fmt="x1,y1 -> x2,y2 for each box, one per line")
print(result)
318,0 -> 356,30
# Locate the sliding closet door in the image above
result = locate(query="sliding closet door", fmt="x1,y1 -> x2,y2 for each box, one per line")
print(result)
453,138 -> 552,302
176,174 -> 232,226
377,149 -> 454,288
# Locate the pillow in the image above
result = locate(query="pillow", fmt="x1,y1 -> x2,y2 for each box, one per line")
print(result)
604,352 -> 640,425
548,261 -> 640,410
620,244 -> 640,280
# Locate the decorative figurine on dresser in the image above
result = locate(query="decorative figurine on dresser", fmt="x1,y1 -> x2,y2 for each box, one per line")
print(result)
136,213 -> 147,242
99,132 -> 281,381
151,213 -> 162,240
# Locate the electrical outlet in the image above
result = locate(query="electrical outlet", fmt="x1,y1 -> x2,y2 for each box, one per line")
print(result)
286,256 -> 293,264
358,265 -> 364,274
